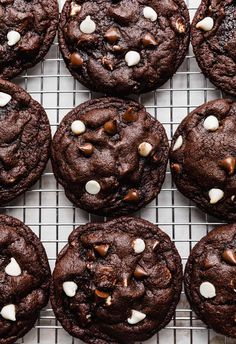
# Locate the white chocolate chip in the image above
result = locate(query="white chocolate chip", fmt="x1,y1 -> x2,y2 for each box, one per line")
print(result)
133,238 -> 145,254
86,314 -> 91,319
7,31 -> 21,46
63,281 -> 78,297
173,135 -> 183,151
208,188 -> 224,204
231,195 -> 235,201
71,120 -> 86,135
70,2 -> 81,16
143,6 -> 157,22
138,142 -> 152,157
196,17 -> 214,32
5,258 -> 21,277
203,115 -> 219,132
0,304 -> 16,321
127,310 -> 146,324
106,296 -> 112,306
80,16 -> 96,34
200,281 -> 216,298
85,180 -> 101,195
125,51 -> 140,67
0,92 -> 11,107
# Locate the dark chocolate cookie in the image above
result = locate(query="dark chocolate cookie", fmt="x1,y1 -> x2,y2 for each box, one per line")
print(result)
59,0 -> 190,95
51,97 -> 169,216
0,0 -> 58,79
0,79 -> 51,205
185,224 -> 236,338
191,0 -> 236,97
51,217 -> 182,344
0,214 -> 51,344
170,98 -> 236,222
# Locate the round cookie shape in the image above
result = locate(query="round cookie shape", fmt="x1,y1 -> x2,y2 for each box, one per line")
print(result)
170,99 -> 236,222
184,224 -> 236,338
0,214 -> 51,344
0,79 -> 51,205
59,0 -> 190,95
51,217 -> 183,344
191,0 -> 236,97
51,97 -> 169,216
0,0 -> 58,79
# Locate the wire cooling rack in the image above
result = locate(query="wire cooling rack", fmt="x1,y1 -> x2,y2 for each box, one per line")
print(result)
2,0 -> 234,343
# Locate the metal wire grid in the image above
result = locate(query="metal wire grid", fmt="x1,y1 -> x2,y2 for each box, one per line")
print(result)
1,0 -> 234,343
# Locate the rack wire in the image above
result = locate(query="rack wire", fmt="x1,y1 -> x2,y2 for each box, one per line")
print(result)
2,0 -> 233,343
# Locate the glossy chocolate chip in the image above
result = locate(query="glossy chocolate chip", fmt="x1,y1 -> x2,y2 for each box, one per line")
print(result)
219,157 -> 236,176
94,244 -> 109,257
104,27 -> 120,43
78,143 -> 94,156
134,265 -> 148,278
123,107 -> 137,122
104,120 -> 117,135
70,52 -> 84,66
123,190 -> 139,202
222,248 -> 236,265
141,33 -> 158,47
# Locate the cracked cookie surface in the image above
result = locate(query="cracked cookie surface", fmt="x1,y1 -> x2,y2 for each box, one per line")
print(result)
185,224 -> 236,338
0,79 -> 51,205
51,97 -> 169,216
191,0 -> 236,96
170,99 -> 236,222
0,214 -> 51,344
59,0 -> 190,95
51,217 -> 182,344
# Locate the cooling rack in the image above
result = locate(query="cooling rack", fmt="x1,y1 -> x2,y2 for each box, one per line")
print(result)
2,0 -> 234,343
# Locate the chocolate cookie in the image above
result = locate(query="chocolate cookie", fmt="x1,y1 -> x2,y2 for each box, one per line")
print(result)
59,0 -> 190,95
0,0 -> 58,79
51,217 -> 182,344
191,0 -> 236,96
51,97 -> 169,216
0,214 -> 51,344
170,99 -> 236,222
0,79 -> 51,205
185,224 -> 236,338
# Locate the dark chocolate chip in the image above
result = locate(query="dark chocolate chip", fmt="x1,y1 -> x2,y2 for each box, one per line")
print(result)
141,33 -> 158,47
123,190 -> 139,202
219,157 -> 236,176
70,52 -> 84,66
78,143 -> 94,156
123,107 -> 137,122
94,244 -> 109,257
104,120 -> 117,135
222,248 -> 236,265
104,27 -> 120,44
134,265 -> 148,278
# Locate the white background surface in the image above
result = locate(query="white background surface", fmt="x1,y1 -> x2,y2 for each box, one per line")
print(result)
4,0 -> 235,343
